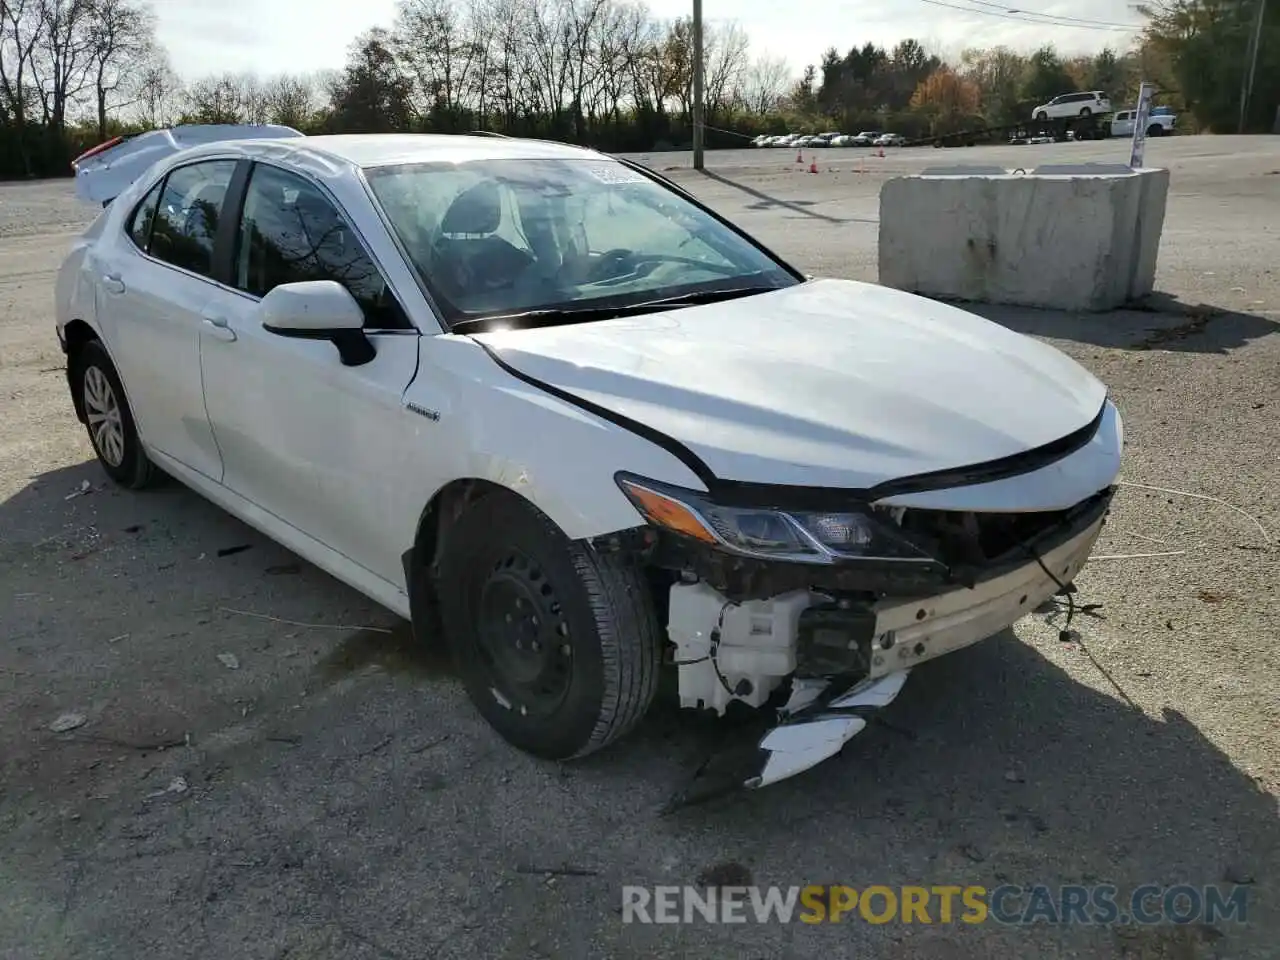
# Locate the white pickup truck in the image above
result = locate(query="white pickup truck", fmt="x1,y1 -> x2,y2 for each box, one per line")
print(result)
1110,108 -> 1176,138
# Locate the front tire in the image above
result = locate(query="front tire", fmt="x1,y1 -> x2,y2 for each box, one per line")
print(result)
1147,124 -> 1163,137
436,491 -> 662,761
1035,111 -> 1048,121
74,339 -> 158,489
1079,107 -> 1092,117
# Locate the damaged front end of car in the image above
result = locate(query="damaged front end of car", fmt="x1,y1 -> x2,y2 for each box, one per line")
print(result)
596,461 -> 1116,796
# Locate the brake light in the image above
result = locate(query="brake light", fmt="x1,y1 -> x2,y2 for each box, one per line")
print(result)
71,135 -> 127,170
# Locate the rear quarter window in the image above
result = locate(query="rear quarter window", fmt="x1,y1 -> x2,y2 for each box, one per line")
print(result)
128,180 -> 164,251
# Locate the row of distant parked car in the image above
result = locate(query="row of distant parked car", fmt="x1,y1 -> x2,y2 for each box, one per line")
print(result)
752,131 -> 908,149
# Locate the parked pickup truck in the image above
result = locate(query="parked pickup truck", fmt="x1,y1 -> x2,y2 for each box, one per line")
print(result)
1111,108 -> 1176,138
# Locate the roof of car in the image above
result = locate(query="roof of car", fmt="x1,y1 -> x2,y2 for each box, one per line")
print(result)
185,133 -> 607,170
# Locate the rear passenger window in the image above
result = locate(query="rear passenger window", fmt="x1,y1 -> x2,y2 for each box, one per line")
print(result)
128,180 -> 163,251
149,160 -> 238,278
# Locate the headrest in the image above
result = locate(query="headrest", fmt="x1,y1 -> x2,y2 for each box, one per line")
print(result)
440,180 -> 501,236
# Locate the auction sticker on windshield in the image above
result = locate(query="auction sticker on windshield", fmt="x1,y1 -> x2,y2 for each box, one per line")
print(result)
584,162 -> 648,184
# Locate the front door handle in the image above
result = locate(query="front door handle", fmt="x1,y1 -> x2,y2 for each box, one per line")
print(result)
202,314 -> 237,342
102,273 -> 125,294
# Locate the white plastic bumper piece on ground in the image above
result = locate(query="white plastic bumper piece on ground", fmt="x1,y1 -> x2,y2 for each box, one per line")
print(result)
745,670 -> 912,789
738,508 -> 1106,791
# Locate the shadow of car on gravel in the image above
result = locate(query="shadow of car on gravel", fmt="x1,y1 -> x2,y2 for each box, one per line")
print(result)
962,298 -> 1278,354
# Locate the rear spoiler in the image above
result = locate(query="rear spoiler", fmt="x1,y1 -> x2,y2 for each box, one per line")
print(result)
72,123 -> 305,206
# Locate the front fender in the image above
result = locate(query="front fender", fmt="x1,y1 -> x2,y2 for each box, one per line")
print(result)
408,335 -> 709,544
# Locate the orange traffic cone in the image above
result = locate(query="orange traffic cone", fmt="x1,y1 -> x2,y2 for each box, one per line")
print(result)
796,150 -> 804,163
809,160 -> 818,174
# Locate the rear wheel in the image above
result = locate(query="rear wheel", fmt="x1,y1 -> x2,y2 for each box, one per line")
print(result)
435,491 -> 662,760
1079,107 -> 1092,117
73,339 -> 158,489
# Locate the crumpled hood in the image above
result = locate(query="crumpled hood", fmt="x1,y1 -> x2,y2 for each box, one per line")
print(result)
471,278 -> 1107,490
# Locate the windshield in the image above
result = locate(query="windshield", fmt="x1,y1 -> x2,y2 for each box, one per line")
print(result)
363,157 -> 798,329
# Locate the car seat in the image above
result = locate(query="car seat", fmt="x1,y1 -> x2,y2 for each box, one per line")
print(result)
431,180 -> 534,301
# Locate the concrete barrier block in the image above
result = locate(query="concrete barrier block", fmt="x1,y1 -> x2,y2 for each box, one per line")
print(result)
878,167 -> 1170,311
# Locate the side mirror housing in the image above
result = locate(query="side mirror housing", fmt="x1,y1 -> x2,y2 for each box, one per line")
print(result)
260,280 -> 374,366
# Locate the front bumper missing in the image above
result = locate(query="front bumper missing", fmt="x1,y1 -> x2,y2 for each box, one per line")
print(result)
738,510 -> 1107,791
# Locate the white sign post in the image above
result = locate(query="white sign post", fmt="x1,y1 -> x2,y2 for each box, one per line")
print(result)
1129,81 -> 1156,169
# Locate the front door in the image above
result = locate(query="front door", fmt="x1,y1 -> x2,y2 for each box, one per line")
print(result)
198,161 -> 423,584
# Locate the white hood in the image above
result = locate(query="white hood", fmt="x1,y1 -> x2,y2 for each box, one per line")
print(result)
472,278 -> 1107,490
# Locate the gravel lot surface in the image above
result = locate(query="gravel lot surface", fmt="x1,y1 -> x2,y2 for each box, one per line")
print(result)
2,134 -> 1278,959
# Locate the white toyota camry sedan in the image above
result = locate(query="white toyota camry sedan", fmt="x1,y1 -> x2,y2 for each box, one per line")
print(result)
55,129 -> 1123,790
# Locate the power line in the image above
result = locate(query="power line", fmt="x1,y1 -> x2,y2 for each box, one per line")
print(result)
914,0 -> 1138,31
960,0 -> 1141,30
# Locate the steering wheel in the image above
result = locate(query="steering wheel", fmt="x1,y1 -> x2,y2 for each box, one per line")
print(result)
586,248 -> 636,282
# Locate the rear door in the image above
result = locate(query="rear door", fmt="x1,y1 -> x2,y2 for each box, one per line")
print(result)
93,158 -> 243,481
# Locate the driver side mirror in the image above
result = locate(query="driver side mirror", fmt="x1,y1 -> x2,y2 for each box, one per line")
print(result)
260,280 -> 375,366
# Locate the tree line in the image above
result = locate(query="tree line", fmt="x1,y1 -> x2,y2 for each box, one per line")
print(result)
1,0 -> 1275,180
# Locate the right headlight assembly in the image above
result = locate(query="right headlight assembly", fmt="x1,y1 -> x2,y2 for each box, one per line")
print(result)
614,472 -> 937,565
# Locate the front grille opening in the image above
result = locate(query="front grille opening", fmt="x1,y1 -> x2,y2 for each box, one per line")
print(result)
892,505 -> 1075,567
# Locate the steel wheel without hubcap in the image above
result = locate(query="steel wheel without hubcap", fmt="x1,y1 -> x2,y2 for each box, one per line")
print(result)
83,365 -> 125,468
475,551 -> 574,719
433,490 -> 662,761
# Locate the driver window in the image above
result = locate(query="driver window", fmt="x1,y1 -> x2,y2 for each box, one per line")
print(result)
233,163 -> 412,330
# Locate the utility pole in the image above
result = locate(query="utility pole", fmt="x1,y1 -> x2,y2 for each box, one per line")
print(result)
1239,0 -> 1267,133
692,0 -> 705,170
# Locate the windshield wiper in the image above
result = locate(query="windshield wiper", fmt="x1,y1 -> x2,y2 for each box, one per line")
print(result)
450,284 -> 781,333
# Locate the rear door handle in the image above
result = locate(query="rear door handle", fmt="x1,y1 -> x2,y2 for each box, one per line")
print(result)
201,312 -> 237,342
102,273 -> 125,294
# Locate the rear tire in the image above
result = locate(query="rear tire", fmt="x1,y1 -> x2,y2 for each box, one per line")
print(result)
1079,107 -> 1092,117
73,339 -> 159,490
436,491 -> 662,761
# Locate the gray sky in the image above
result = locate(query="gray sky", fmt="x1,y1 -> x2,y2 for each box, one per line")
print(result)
153,0 -> 1145,78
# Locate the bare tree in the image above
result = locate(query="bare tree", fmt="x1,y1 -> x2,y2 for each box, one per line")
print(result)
394,0 -> 478,122
133,49 -> 181,127
562,0 -> 606,138
737,54 -> 790,115
627,18 -> 673,116
30,0 -> 97,129
592,0 -> 644,125
1,0 -> 45,128
703,20 -> 748,117
261,73 -> 318,128
234,72 -> 267,123
84,0 -> 154,138
184,73 -> 246,124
